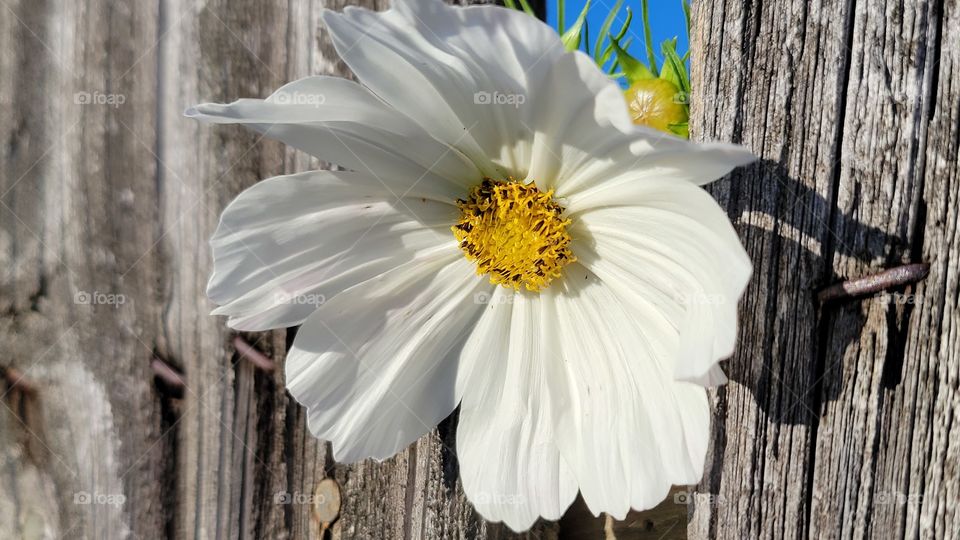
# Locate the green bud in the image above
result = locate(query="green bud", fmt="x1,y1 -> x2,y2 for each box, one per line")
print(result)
623,78 -> 689,135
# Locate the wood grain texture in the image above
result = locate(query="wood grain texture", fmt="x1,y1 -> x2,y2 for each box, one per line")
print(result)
3,0 -> 957,538
689,0 -> 959,538
0,0 -> 547,538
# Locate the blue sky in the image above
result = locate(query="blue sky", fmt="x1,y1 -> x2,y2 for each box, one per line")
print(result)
546,0 -> 689,70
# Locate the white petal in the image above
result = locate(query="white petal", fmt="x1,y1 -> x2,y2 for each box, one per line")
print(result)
321,0 -> 564,173
456,288 -> 577,531
522,50 -> 634,191
186,76 -> 481,191
570,179 -> 752,384
559,136 -> 756,208
477,34 -> 751,197
522,50 -> 755,198
547,264 -> 711,516
208,169 -> 459,331
286,251 -> 487,462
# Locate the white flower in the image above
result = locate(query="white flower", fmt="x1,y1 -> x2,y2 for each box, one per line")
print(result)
187,0 -> 755,531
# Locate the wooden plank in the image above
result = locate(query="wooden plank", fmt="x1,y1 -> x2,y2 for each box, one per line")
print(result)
160,0 -> 530,538
688,0 -> 960,538
0,0 -> 550,538
7,0 -> 956,537
0,0 -> 167,538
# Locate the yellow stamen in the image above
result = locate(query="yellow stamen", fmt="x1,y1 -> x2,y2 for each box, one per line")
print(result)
452,178 -> 576,292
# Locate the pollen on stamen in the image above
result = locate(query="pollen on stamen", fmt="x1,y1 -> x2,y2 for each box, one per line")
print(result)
452,178 -> 576,292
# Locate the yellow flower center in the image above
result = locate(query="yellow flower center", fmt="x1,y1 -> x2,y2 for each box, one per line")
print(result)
452,178 -> 575,292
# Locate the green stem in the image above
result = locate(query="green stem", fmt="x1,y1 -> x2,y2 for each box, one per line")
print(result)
558,0 -> 566,34
640,0 -> 658,75
518,0 -> 536,17
593,0 -> 623,64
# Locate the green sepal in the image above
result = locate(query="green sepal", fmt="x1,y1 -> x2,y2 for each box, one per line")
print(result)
583,20 -> 590,55
610,35 -> 655,83
561,0 -> 591,52
660,38 -> 690,94
605,36 -> 632,74
593,0 -> 623,62
597,7 -> 633,67
668,121 -> 689,138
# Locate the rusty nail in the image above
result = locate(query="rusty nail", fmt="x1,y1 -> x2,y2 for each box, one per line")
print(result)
233,336 -> 275,372
151,358 -> 186,391
2,366 -> 38,395
818,263 -> 930,304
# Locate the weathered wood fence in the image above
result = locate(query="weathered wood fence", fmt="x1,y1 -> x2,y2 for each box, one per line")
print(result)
0,0 -> 957,538
691,1 -> 959,538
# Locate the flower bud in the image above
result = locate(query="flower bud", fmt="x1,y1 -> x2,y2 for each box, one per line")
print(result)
624,78 -> 689,134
